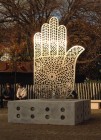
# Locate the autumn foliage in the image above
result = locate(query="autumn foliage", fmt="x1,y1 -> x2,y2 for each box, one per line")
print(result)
0,0 -> 101,80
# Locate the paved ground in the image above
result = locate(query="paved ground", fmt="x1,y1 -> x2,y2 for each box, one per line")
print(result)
0,108 -> 101,140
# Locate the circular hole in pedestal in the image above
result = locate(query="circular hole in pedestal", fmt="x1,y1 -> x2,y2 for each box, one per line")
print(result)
61,115 -> 65,120
31,114 -> 35,119
16,114 -> 20,118
45,115 -> 50,119
45,107 -> 50,111
60,107 -> 65,112
16,106 -> 20,111
30,107 -> 35,111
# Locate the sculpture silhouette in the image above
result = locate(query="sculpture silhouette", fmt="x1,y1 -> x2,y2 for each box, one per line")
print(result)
34,17 -> 85,98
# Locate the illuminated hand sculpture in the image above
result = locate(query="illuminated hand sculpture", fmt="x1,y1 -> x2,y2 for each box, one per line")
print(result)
34,17 -> 85,98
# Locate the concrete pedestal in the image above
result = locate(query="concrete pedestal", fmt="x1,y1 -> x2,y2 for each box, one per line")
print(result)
8,99 -> 91,125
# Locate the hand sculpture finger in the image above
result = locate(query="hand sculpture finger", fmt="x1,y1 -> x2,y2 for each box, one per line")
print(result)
34,32 -> 42,58
64,45 -> 85,64
41,23 -> 50,56
49,17 -> 58,56
58,25 -> 67,55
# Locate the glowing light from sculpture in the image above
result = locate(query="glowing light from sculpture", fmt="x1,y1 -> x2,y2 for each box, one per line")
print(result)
34,17 -> 85,98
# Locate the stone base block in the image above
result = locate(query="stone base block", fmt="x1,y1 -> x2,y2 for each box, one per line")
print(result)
83,99 -> 91,120
8,99 -> 91,125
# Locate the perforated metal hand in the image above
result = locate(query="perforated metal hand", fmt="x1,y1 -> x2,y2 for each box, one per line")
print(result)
34,17 -> 85,98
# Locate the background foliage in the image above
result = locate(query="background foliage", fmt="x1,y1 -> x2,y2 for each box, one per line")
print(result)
0,0 -> 101,81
